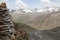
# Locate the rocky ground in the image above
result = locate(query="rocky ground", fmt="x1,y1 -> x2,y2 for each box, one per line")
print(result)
14,23 -> 60,40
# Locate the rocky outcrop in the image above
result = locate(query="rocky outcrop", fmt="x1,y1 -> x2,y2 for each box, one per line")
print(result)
0,2 -> 15,40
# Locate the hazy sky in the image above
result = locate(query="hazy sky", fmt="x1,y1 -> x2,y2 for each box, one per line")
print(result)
0,0 -> 60,10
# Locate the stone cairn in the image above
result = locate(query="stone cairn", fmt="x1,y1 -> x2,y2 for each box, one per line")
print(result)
0,2 -> 15,40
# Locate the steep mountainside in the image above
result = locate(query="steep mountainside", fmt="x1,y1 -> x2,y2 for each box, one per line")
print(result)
11,10 -> 60,30
27,11 -> 60,30
11,10 -> 49,23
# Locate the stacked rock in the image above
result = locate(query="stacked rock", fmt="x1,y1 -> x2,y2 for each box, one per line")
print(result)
0,2 -> 15,40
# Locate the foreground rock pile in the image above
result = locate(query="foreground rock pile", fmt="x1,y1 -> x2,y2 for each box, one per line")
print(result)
0,2 -> 15,40
0,2 -> 31,40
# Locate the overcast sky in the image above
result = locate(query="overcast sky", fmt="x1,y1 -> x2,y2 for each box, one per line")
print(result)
0,0 -> 60,10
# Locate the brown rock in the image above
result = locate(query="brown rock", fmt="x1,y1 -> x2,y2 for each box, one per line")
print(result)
0,2 -> 7,8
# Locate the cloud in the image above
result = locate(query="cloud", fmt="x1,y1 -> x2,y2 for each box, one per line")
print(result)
40,0 -> 60,8
15,0 -> 28,9
2,0 -> 7,2
40,0 -> 50,3
0,0 -> 7,3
